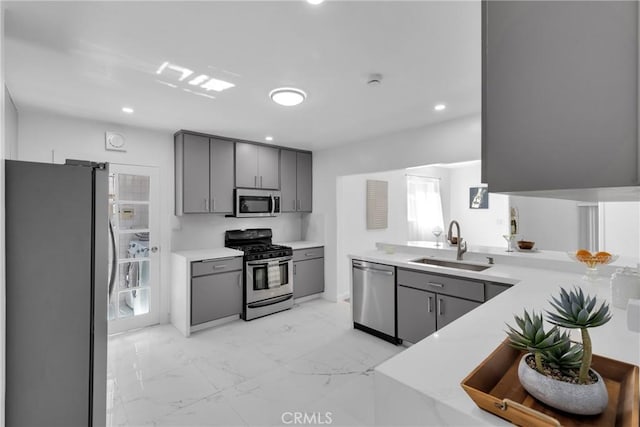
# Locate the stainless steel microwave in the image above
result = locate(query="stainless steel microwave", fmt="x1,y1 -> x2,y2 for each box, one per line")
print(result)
234,189 -> 281,217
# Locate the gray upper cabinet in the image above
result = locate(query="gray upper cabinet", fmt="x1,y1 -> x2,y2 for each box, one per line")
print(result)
178,134 -> 210,214
209,138 -> 234,213
235,142 -> 279,189
296,152 -> 312,212
483,1 -> 640,197
280,149 -> 297,212
259,145 -> 279,189
175,132 -> 234,215
280,149 -> 313,213
235,142 -> 258,188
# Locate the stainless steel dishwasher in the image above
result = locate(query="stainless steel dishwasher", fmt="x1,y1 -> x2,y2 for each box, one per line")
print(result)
352,260 -> 399,344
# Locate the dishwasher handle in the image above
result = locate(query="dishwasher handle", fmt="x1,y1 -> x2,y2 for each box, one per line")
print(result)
353,265 -> 394,276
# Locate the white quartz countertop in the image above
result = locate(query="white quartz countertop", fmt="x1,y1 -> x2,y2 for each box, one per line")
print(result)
350,249 -> 521,285
276,241 -> 324,250
172,247 -> 244,262
362,244 -> 640,425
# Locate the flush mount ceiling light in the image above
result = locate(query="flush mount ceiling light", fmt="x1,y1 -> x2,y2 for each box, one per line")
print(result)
269,87 -> 307,107
307,0 -> 325,4
121,107 -> 134,114
434,104 -> 447,111
265,136 -> 274,141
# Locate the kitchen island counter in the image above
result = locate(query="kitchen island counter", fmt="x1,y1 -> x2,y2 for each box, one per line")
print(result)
354,247 -> 640,426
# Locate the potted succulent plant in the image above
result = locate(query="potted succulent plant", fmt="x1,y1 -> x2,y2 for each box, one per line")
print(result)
506,287 -> 612,415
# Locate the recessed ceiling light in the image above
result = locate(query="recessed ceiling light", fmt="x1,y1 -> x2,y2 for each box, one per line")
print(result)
269,87 -> 307,107
122,107 -> 134,114
265,136 -> 274,141
307,0 -> 325,4
434,104 -> 447,111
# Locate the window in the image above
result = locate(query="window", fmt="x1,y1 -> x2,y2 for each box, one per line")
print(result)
406,175 -> 445,241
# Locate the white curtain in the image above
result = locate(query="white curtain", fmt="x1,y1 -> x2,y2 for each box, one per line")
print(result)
407,176 -> 445,241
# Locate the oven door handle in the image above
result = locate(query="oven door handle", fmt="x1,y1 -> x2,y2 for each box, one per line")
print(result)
247,294 -> 293,309
247,257 -> 292,267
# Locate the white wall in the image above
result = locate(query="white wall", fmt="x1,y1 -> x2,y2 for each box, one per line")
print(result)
308,114 -> 482,301
336,169 -> 407,299
600,202 -> 640,260
172,214 -> 302,251
509,195 -> 580,251
17,107 -> 304,323
447,161 -> 509,248
17,107 -> 176,323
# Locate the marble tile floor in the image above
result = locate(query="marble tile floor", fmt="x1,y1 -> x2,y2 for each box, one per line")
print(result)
107,299 -> 403,427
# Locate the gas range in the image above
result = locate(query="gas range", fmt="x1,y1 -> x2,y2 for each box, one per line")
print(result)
224,228 -> 294,321
226,243 -> 293,261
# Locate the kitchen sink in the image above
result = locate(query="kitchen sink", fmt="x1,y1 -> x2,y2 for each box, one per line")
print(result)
409,258 -> 491,272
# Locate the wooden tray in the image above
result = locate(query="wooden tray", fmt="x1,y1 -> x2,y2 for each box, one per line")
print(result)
461,339 -> 639,427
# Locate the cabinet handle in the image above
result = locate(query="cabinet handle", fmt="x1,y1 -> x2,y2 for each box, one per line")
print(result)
213,265 -> 226,270
427,296 -> 433,313
428,282 -> 444,288
304,252 -> 314,257
293,200 -> 297,210
438,298 -> 443,316
293,264 -> 297,275
237,273 -> 242,288
254,176 -> 257,187
204,198 -> 208,211
260,176 -> 263,187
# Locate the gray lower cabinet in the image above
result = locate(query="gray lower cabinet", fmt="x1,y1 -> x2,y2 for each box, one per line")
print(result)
396,268 -> 496,343
483,1 -> 639,196
175,132 -> 234,215
235,142 -> 279,189
191,260 -> 243,325
280,149 -> 313,213
436,294 -> 481,330
485,282 -> 511,301
293,247 -> 324,298
397,285 -> 436,344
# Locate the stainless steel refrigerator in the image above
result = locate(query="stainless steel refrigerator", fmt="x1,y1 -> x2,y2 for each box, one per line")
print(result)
5,160 -> 108,427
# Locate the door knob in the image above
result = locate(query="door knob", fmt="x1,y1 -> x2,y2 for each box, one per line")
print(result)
151,246 -> 159,253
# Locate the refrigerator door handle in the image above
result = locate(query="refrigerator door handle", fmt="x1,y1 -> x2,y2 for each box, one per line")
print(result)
108,219 -> 117,300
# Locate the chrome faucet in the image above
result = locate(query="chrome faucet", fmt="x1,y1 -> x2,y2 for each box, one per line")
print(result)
448,220 -> 467,260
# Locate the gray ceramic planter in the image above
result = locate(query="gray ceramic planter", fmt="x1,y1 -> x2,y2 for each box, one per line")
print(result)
518,354 -> 608,415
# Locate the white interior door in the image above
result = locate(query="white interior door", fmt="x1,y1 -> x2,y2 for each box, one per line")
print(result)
107,164 -> 161,334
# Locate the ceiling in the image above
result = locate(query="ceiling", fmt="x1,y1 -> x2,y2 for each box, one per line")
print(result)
3,1 -> 481,151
